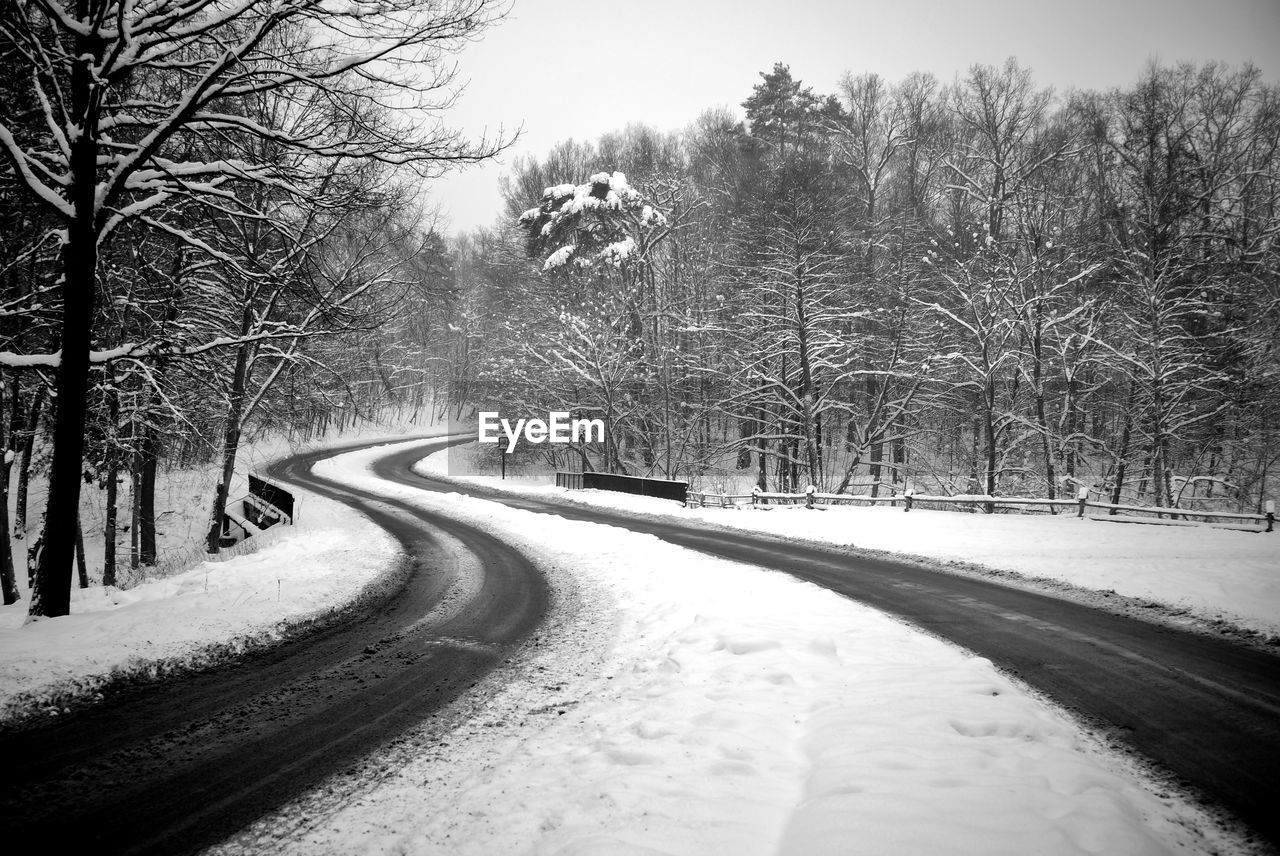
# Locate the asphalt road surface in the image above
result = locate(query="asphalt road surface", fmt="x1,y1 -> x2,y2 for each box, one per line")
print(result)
0,439 -> 548,855
4,437 -> 1278,853
380,439 -> 1280,853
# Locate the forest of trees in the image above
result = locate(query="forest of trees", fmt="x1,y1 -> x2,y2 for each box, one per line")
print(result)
460,59 -> 1279,518
1,0 -> 1276,619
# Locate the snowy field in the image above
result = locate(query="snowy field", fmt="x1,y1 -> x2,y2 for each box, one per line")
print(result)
0,436 -> 1260,854
424,448 -> 1280,643
213,438 -> 1241,856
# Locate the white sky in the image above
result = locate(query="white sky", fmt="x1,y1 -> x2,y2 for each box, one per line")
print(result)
425,0 -> 1280,237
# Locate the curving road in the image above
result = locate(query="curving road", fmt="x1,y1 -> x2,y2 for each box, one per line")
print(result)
381,439 -> 1280,852
0,438 -> 548,855
4,436 -> 1279,853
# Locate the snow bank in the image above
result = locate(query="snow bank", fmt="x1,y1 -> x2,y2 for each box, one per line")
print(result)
0,438 -> 431,723
419,451 -> 1280,640
213,439 -> 1234,856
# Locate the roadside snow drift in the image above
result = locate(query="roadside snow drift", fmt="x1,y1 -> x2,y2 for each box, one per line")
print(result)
420,451 -> 1280,641
0,463 -> 400,721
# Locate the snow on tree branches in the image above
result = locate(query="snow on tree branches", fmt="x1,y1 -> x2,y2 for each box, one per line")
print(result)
519,172 -> 669,272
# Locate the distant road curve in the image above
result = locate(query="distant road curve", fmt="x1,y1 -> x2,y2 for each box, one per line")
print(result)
0,437 -> 548,856
387,439 -> 1280,852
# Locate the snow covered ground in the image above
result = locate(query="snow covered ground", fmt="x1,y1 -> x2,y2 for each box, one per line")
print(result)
0,436 -> 1259,854
0,495 -> 398,722
422,448 -> 1280,643
214,439 -> 1241,856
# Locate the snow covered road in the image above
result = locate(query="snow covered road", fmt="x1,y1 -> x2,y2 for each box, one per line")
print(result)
0,439 -> 549,855
213,437 -> 1257,855
386,438 -> 1280,852
3,436 -> 1274,855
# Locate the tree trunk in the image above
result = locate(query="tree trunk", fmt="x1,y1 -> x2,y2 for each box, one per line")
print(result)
1023,308 -> 1056,503
131,455 -> 142,572
104,450 -> 119,587
983,381 -> 997,513
139,426 -> 158,566
14,385 -> 45,542
0,465 -> 16,604
207,335 -> 252,553
737,418 -> 753,469
834,449 -> 864,495
892,421 -> 906,486
1111,381 -> 1135,511
29,20 -> 101,618
793,274 -> 820,489
1,379 -> 17,604
756,406 -> 768,491
75,520 -> 88,589
30,220 -> 96,618
967,416 -> 981,511
27,514 -> 44,587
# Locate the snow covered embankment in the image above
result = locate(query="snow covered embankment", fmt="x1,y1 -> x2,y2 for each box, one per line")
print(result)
418,450 -> 1280,642
0,469 -> 400,725
212,439 -> 1234,856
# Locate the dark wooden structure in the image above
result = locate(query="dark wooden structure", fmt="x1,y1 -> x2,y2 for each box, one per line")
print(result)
557,471 -> 687,504
221,475 -> 294,546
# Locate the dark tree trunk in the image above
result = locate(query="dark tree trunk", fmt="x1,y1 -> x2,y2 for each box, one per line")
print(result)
983,380 -> 997,513
104,456 -> 119,586
14,385 -> 45,543
793,274 -> 820,489
30,18 -> 100,618
0,466 -> 16,604
866,375 -> 882,495
1111,381 -> 1135,511
75,520 -> 88,589
756,399 -> 768,491
31,221 -> 96,618
130,457 -> 141,571
834,451 -> 864,495
207,333 -> 252,553
1,379 -> 17,604
103,386 -> 119,587
869,442 -> 883,496
134,277 -> 177,568
737,418 -> 752,469
984,402 -> 997,496
892,424 -> 906,485
139,427 -> 158,566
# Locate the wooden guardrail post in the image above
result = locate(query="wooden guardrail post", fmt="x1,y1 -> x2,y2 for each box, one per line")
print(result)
1077,486 -> 1089,518
1267,500 -> 1275,533
904,490 -> 914,512
805,484 -> 816,509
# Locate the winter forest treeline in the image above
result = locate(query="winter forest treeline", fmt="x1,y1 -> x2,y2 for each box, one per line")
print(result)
466,59 -> 1280,519
0,1 -> 1276,618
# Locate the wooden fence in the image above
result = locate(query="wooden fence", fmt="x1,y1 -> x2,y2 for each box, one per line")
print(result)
555,472 -> 584,490
555,471 -> 688,503
681,488 -> 1275,533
